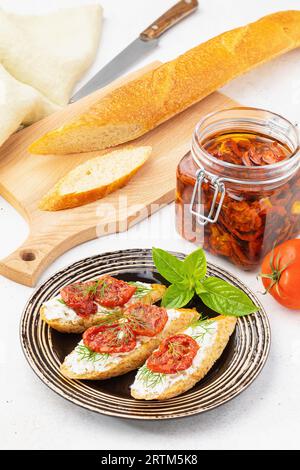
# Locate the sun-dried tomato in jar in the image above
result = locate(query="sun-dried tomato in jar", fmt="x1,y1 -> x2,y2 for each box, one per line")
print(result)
176,108 -> 300,270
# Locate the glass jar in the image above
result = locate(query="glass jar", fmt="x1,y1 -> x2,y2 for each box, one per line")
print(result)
176,108 -> 300,270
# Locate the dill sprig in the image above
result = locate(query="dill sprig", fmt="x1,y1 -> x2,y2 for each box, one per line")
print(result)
189,318 -> 215,342
89,319 -> 136,347
128,282 -> 152,299
71,279 -> 101,297
124,308 -> 148,330
97,280 -> 108,299
167,340 -> 185,358
110,321 -> 136,346
75,344 -> 110,363
95,310 -> 124,325
137,365 -> 166,389
87,279 -> 101,296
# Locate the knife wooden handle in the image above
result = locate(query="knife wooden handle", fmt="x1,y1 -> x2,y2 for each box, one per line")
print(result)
140,0 -> 199,41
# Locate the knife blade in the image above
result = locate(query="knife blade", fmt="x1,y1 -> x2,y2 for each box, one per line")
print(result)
70,37 -> 158,103
70,0 -> 199,103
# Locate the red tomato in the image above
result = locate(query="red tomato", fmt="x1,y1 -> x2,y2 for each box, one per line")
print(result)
124,303 -> 168,337
95,276 -> 137,308
83,323 -> 136,354
61,282 -> 98,317
260,239 -> 300,309
147,334 -> 199,374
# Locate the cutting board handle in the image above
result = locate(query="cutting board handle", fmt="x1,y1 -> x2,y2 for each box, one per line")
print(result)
0,237 -> 55,287
0,226 -> 95,287
0,251 -> 42,288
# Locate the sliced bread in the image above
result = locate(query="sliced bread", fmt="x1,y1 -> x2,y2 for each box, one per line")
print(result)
39,146 -> 152,211
131,315 -> 237,400
40,282 -> 166,334
60,308 -> 199,380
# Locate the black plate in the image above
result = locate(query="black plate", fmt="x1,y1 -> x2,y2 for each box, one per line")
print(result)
20,249 -> 270,420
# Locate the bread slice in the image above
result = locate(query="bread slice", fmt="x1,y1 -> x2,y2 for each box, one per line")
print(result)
131,315 -> 237,400
28,11 -> 300,155
60,308 -> 199,380
40,282 -> 166,334
39,146 -> 152,211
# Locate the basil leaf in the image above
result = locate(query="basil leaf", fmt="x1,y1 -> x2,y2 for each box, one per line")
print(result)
152,247 -> 258,317
183,248 -> 207,280
152,247 -> 186,284
195,281 -> 207,295
161,284 -> 194,309
199,277 -> 258,317
176,278 -> 193,290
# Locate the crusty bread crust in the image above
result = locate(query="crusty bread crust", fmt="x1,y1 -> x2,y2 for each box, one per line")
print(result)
39,169 -> 140,211
60,309 -> 199,380
40,305 -> 120,334
29,11 -> 300,155
39,146 -> 151,211
40,283 -> 166,333
131,315 -> 237,401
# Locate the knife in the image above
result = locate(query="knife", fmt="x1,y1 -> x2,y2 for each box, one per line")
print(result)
70,0 -> 199,103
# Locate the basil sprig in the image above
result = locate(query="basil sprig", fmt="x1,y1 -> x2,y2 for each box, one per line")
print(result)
152,247 -> 258,317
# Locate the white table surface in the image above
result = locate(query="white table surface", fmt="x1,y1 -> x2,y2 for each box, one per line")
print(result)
1,0 -> 300,451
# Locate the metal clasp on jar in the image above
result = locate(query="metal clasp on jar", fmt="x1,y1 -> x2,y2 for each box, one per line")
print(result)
189,169 -> 226,226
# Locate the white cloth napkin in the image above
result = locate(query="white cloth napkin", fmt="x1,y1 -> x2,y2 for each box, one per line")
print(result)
0,65 -> 59,146
0,4 -> 103,147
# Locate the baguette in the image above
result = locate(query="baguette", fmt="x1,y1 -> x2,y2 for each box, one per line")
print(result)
29,10 -> 300,155
41,282 -> 166,334
39,146 -> 152,211
60,308 -> 199,380
131,315 -> 237,400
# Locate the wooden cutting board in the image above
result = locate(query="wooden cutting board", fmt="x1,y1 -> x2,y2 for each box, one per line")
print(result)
0,62 -> 238,287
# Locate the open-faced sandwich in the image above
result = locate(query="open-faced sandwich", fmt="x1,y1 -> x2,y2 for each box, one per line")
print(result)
60,303 -> 199,380
131,315 -> 237,400
40,275 -> 166,333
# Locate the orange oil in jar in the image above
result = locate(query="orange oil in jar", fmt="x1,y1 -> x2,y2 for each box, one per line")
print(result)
176,109 -> 300,270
